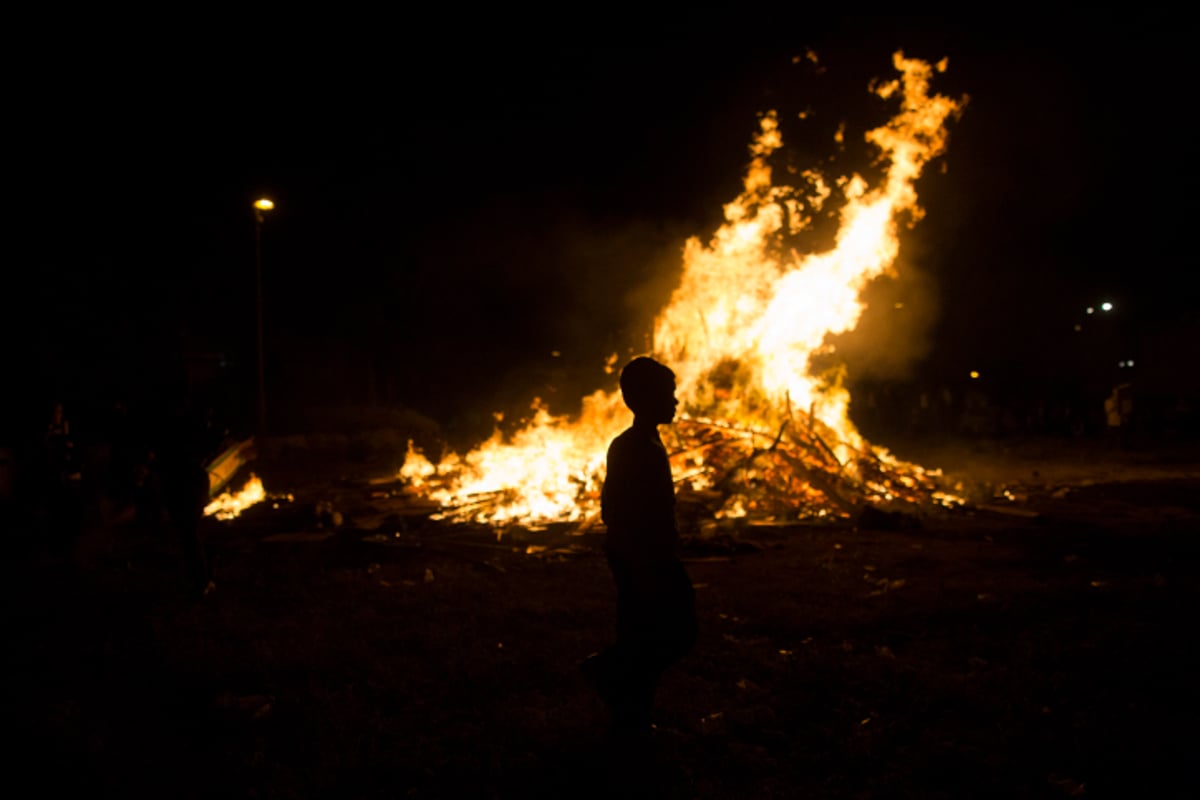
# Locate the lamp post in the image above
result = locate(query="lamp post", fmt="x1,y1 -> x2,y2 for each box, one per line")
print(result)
254,198 -> 274,436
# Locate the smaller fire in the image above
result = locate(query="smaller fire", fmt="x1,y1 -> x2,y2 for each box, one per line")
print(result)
204,473 -> 266,520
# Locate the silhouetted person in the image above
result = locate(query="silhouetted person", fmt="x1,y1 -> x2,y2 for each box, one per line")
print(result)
156,395 -> 216,598
583,356 -> 696,737
41,400 -> 83,543
106,400 -> 138,509
1105,382 -> 1134,450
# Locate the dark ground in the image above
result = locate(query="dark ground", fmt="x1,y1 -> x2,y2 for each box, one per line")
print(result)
3,435 -> 1199,799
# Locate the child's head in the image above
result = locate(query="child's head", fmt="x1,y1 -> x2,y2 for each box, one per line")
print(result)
619,357 -> 677,423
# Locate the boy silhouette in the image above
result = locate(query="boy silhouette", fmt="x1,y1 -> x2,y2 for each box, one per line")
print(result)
583,356 -> 696,735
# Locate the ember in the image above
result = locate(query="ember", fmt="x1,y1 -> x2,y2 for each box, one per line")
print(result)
403,52 -> 967,526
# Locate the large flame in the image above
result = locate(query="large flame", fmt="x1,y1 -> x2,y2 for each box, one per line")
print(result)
404,52 -> 966,525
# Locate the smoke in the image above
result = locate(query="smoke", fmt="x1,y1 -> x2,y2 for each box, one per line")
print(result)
516,212 -> 697,414
823,242 -> 941,383
400,195 -> 697,432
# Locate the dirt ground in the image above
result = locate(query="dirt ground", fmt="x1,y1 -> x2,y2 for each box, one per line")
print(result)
4,435 -> 1199,799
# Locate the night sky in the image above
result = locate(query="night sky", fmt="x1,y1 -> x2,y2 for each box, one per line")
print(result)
10,9 -> 1195,440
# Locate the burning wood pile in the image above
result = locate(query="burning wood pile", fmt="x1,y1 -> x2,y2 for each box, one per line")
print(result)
407,402 -> 962,532
398,51 -> 969,531
667,412 -> 961,524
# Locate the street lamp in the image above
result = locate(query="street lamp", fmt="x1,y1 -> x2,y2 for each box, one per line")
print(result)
254,198 -> 274,436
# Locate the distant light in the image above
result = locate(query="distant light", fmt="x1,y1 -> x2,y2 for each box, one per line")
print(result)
969,370 -> 980,379
1086,307 -> 1095,315
1074,324 -> 1082,332
1101,301 -> 1114,312
550,351 -> 561,357
893,302 -> 905,309
1127,359 -> 1134,367
254,198 -> 275,211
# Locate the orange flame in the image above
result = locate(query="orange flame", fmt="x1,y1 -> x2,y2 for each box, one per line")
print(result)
204,473 -> 266,520
404,52 -> 966,524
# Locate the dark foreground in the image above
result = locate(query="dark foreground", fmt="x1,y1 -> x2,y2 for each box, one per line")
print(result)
4,438 -> 1199,799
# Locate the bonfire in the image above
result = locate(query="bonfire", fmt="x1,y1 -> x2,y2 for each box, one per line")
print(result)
403,51 -> 969,530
